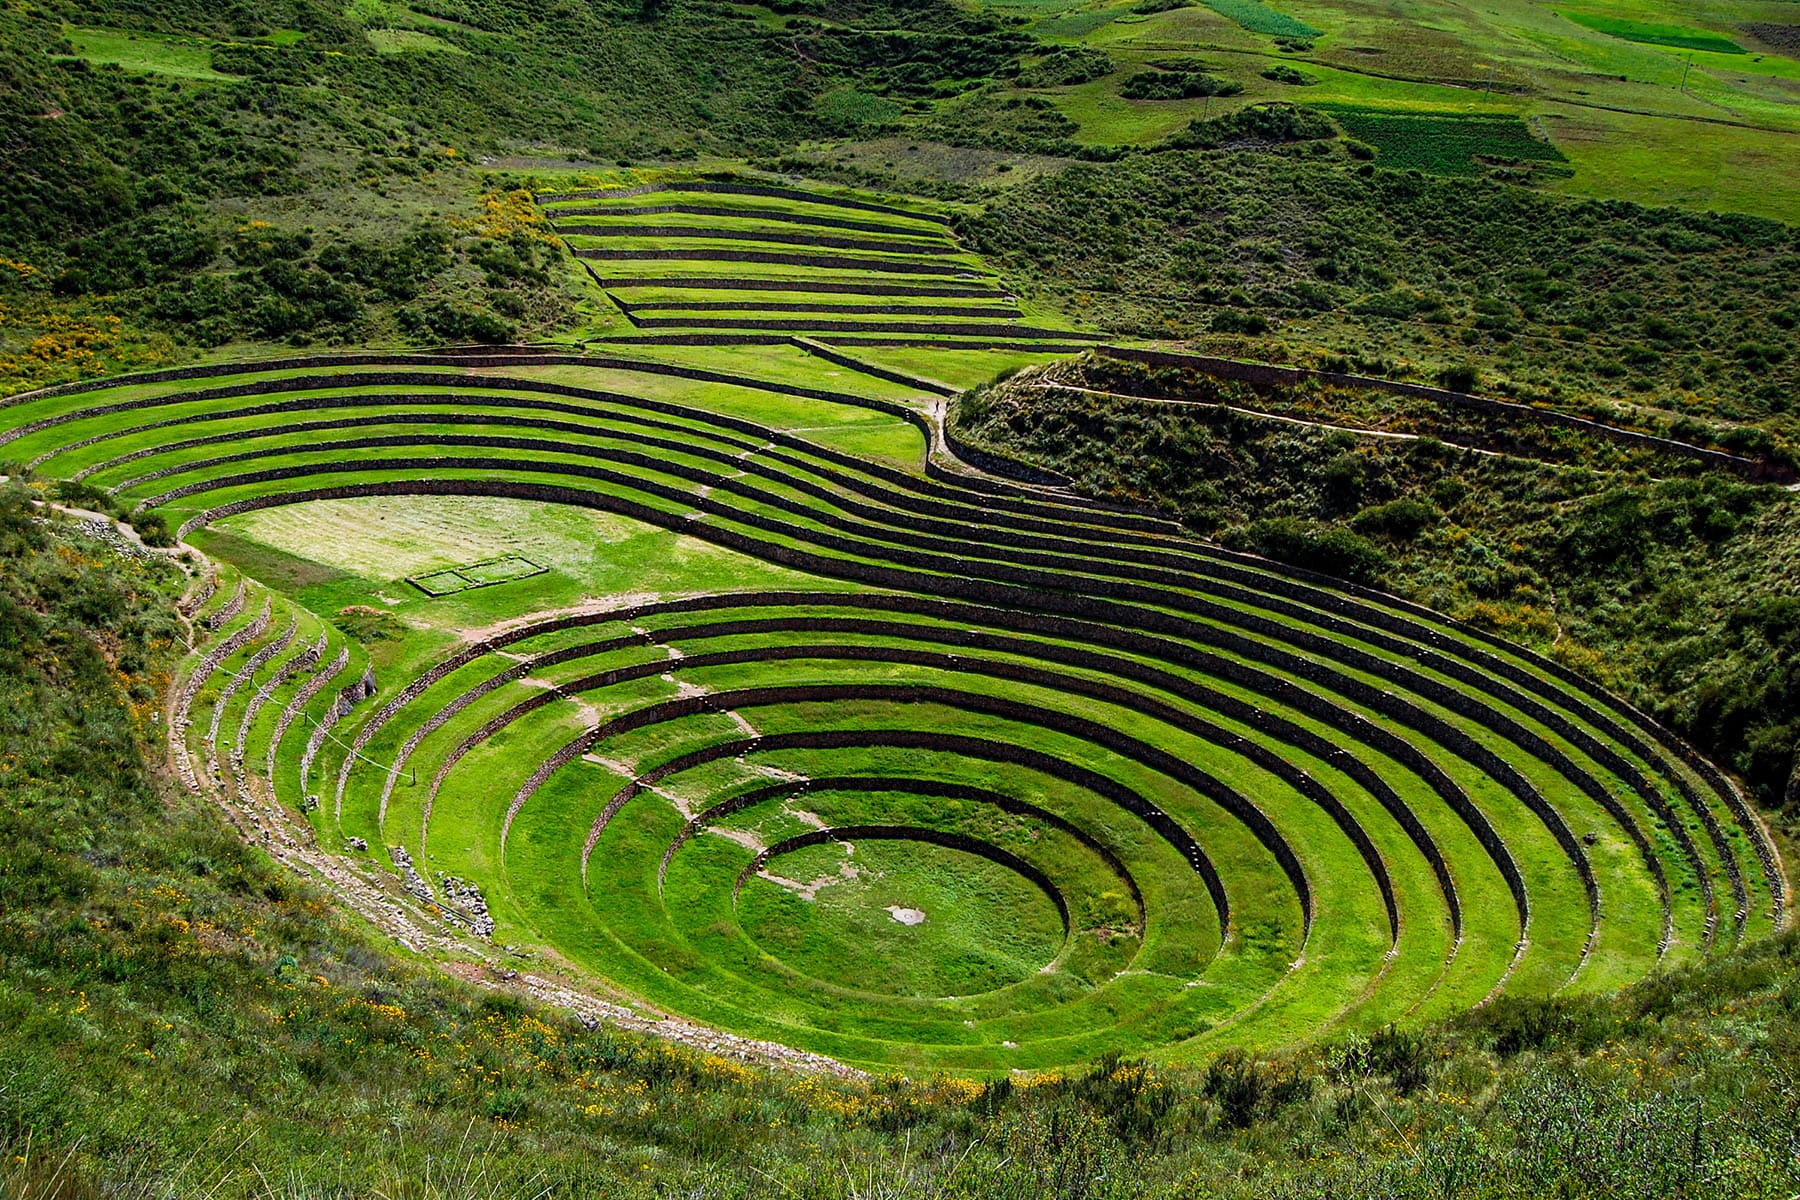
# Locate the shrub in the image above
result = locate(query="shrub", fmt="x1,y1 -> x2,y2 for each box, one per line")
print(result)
1120,70 -> 1244,100
399,301 -> 515,345
1352,497 -> 1437,539
1211,309 -> 1270,334
1463,996 -> 1616,1058
1326,1025 -> 1434,1094
1262,64 -> 1313,85
1367,1025 -> 1433,1094
1322,449 -> 1367,500
130,510 -> 174,548
1437,363 -> 1481,392
1202,1050 -> 1311,1129
1161,103 -> 1336,150
50,479 -> 114,513
1017,47 -> 1112,87
1072,1053 -> 1179,1146
1231,517 -> 1388,583
336,605 -> 405,643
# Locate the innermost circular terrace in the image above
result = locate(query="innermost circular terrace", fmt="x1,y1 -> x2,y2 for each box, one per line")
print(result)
739,834 -> 1069,1000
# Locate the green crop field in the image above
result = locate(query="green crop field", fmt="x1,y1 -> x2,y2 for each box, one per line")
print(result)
1317,106 -> 1569,175
994,0 -> 1800,218
2,204 -> 1783,1071
1195,0 -> 1320,39
1562,11 -> 1746,54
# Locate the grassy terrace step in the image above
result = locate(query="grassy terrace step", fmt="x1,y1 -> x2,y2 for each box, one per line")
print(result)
557,221 -> 955,253
593,335 -> 1108,354
536,180 -> 954,226
619,317 -> 1104,339
552,203 -> 955,238
572,246 -> 993,277
595,277 -> 1008,298
540,192 -> 953,232
6,353 -> 1781,1071
616,300 -> 1025,319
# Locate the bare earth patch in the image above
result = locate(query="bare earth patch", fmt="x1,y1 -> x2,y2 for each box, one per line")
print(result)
886,906 -> 926,926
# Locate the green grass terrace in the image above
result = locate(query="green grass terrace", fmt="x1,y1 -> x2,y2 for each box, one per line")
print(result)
2,349 -> 1783,1072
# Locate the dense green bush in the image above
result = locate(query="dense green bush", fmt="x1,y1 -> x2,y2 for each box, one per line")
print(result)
1351,496 -> 1437,539
1119,70 -> 1243,100
1161,102 -> 1336,149
1262,64 -> 1314,85
1228,516 -> 1388,582
924,90 -> 1085,154
1016,47 -> 1112,87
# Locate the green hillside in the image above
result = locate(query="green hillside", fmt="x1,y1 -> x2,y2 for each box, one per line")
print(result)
1,0 -> 1798,1193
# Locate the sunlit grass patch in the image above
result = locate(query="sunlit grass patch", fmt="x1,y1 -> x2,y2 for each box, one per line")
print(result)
1562,11 -> 1745,55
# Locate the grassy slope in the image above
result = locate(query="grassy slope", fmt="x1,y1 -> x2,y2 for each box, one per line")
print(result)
954,149 -> 1800,429
4,483 -> 1800,1195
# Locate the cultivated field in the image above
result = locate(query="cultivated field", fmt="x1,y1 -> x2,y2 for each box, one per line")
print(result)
2,179 -> 1785,1074
988,0 -> 1800,216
